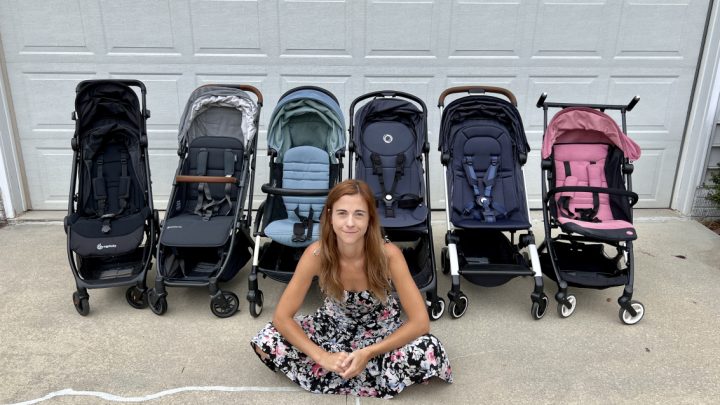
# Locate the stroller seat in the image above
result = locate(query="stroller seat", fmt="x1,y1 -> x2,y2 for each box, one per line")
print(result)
553,143 -> 637,241
263,145 -> 330,247
70,209 -> 148,256
160,135 -> 244,247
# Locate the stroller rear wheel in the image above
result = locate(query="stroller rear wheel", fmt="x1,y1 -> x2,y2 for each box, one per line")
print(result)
148,288 -> 167,315
557,294 -> 577,318
211,291 -> 239,318
428,298 -> 446,320
449,294 -> 469,319
619,300 -> 644,325
125,286 -> 148,309
72,291 -> 90,316
531,294 -> 549,320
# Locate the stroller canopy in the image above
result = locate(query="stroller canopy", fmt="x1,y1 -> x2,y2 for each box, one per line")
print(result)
542,107 -> 641,160
177,85 -> 259,148
438,95 -> 529,158
267,88 -> 346,162
353,98 -> 425,156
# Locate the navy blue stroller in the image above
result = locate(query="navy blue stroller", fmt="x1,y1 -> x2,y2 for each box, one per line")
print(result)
65,79 -> 157,315
149,84 -> 263,318
348,90 -> 445,320
248,86 -> 346,317
438,86 -> 547,319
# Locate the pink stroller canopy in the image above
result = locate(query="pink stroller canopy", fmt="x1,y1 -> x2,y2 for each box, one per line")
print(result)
542,107 -> 641,160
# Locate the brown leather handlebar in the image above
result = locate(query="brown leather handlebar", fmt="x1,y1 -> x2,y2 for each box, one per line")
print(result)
176,175 -> 238,184
438,86 -> 517,107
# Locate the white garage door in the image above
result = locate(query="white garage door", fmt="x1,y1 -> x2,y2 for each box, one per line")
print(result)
0,0 -> 711,210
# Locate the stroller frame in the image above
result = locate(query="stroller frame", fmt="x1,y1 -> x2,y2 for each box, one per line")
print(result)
439,86 -> 547,320
148,84 -> 263,318
536,93 -> 645,324
66,79 -> 158,315
348,90 -> 445,320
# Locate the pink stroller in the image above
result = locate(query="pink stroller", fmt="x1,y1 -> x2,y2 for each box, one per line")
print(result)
536,94 -> 645,324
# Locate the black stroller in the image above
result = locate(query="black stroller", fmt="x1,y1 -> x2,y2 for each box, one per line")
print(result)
348,90 -> 445,320
65,79 -> 157,316
438,86 -> 547,319
149,84 -> 262,318
248,86 -> 345,317
536,94 -> 645,324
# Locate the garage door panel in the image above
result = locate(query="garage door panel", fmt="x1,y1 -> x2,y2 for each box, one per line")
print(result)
99,0 -> 180,54
279,0 -> 351,56
616,1 -> 697,59
449,1 -> 525,58
632,144 -> 679,207
190,0 -> 263,56
109,73 -> 183,130
23,73 -> 95,129
533,1 -> 614,59
365,1 -> 437,57
22,142 -> 74,210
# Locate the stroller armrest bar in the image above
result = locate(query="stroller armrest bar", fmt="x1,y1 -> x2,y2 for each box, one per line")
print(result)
175,175 -> 238,184
260,184 -> 330,197
545,186 -> 639,206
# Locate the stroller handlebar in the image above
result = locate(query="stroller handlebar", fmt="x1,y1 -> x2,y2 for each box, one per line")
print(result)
438,86 -> 518,107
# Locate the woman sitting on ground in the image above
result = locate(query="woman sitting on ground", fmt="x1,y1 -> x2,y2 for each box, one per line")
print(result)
251,179 -> 452,398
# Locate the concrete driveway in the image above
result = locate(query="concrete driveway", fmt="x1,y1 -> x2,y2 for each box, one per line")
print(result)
1,210 -> 719,404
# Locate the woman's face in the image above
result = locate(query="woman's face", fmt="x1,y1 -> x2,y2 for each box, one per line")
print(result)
330,193 -> 369,247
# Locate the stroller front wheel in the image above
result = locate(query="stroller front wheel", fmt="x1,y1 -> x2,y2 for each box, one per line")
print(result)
532,295 -> 549,320
619,300 -> 644,325
557,295 -> 577,318
428,298 -> 446,321
249,290 -> 264,318
449,294 -> 469,319
148,288 -> 167,316
72,291 -> 90,316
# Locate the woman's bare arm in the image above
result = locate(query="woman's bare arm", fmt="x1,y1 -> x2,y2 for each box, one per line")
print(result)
272,241 -> 349,373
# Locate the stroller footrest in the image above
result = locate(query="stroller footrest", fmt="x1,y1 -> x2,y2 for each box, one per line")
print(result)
460,263 -> 533,277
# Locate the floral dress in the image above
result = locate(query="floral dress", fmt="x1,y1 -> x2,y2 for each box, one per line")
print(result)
250,290 -> 453,398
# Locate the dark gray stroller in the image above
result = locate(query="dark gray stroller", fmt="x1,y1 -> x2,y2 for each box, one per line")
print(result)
438,86 -> 547,319
247,86 -> 345,317
65,79 -> 157,315
348,90 -> 445,320
149,84 -> 262,318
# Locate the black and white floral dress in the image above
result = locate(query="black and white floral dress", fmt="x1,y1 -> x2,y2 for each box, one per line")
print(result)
250,290 -> 453,398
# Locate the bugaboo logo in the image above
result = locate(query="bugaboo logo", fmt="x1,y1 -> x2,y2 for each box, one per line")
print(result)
96,243 -> 118,251
383,134 -> 393,144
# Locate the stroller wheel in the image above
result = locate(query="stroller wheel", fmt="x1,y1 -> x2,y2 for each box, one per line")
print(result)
532,295 -> 549,320
125,286 -> 148,309
249,290 -> 264,318
441,247 -> 450,275
428,298 -> 446,321
148,288 -> 167,316
557,295 -> 577,318
619,300 -> 645,325
449,294 -> 469,319
72,292 -> 90,316
211,291 -> 239,318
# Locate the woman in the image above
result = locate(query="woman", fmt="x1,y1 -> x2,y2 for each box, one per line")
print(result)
251,179 -> 452,398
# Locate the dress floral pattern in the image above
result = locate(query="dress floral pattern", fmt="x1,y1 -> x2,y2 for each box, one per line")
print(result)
250,290 -> 453,398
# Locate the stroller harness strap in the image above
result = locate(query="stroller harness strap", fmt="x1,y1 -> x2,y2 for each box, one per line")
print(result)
462,155 -> 510,223
370,152 -> 414,218
292,205 -> 315,243
92,150 -> 130,234
194,148 -> 235,220
557,161 -> 601,223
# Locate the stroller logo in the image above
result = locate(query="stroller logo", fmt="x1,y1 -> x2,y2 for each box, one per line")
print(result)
383,134 -> 393,144
96,243 -> 117,250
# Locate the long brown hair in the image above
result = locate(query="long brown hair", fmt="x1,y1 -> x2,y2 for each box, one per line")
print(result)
318,179 -> 389,301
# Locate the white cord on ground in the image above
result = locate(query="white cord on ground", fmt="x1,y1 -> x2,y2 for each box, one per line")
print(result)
11,386 -> 302,405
